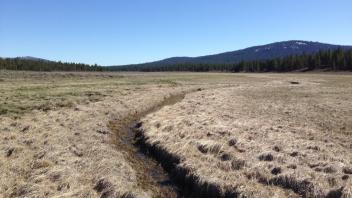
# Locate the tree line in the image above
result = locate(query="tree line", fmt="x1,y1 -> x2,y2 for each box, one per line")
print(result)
1,48 -> 352,72
110,48 -> 352,72
0,58 -> 104,72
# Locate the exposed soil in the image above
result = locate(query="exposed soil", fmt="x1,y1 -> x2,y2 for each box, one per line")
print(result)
108,92 -> 190,197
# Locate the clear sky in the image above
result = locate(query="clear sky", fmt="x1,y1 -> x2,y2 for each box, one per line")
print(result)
1,0 -> 352,65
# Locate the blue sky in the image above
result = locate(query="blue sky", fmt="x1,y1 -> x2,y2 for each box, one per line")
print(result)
1,0 -> 352,65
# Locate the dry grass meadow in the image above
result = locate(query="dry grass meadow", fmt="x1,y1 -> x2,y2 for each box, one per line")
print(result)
0,70 -> 351,197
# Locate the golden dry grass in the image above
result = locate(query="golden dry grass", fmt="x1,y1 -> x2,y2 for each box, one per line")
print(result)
0,71 -> 233,197
140,73 -> 352,197
1,71 -> 351,197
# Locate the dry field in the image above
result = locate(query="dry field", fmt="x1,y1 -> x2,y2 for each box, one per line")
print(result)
0,71 -> 232,197
139,73 -> 352,197
0,71 -> 351,198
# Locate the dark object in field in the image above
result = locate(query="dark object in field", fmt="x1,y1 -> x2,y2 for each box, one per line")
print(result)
290,151 -> 299,157
343,167 -> 352,174
94,178 -> 116,197
307,145 -> 320,151
97,128 -> 109,135
228,138 -> 237,146
231,159 -> 245,170
342,175 -> 349,180
268,176 -> 315,197
326,187 -> 343,198
57,183 -> 70,191
258,153 -> 274,161
134,122 -> 143,128
271,167 -> 282,175
323,166 -> 337,174
287,164 -> 297,169
220,153 -> 231,161
21,125 -> 30,132
197,145 -> 208,154
290,81 -> 300,84
6,148 -> 15,157
94,178 -> 112,192
273,146 -> 281,152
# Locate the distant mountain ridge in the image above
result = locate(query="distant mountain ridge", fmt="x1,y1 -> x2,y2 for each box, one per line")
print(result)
3,40 -> 352,68
117,40 -> 352,66
15,56 -> 51,62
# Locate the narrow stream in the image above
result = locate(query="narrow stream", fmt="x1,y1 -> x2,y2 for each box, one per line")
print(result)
109,93 -> 188,197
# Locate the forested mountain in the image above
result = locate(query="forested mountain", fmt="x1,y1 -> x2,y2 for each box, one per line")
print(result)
0,57 -> 104,71
109,48 -> 352,72
1,41 -> 352,73
16,56 -> 51,62
110,40 -> 352,69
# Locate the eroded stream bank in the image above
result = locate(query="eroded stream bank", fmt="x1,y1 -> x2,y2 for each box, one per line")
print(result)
108,91 -> 190,197
109,87 -> 239,198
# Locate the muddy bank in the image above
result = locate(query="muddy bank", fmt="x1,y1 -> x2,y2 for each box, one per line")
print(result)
108,91 -> 192,197
127,90 -> 240,197
133,127 -> 239,198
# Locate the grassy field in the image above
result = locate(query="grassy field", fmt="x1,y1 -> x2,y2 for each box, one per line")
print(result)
140,73 -> 352,197
0,71 -> 351,197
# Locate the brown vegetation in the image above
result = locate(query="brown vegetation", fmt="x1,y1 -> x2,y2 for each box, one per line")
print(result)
1,71 -> 351,197
139,74 -> 352,197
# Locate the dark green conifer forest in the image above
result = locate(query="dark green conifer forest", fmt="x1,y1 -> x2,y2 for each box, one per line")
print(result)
1,48 -> 352,72
0,58 -> 104,71
109,48 -> 352,72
